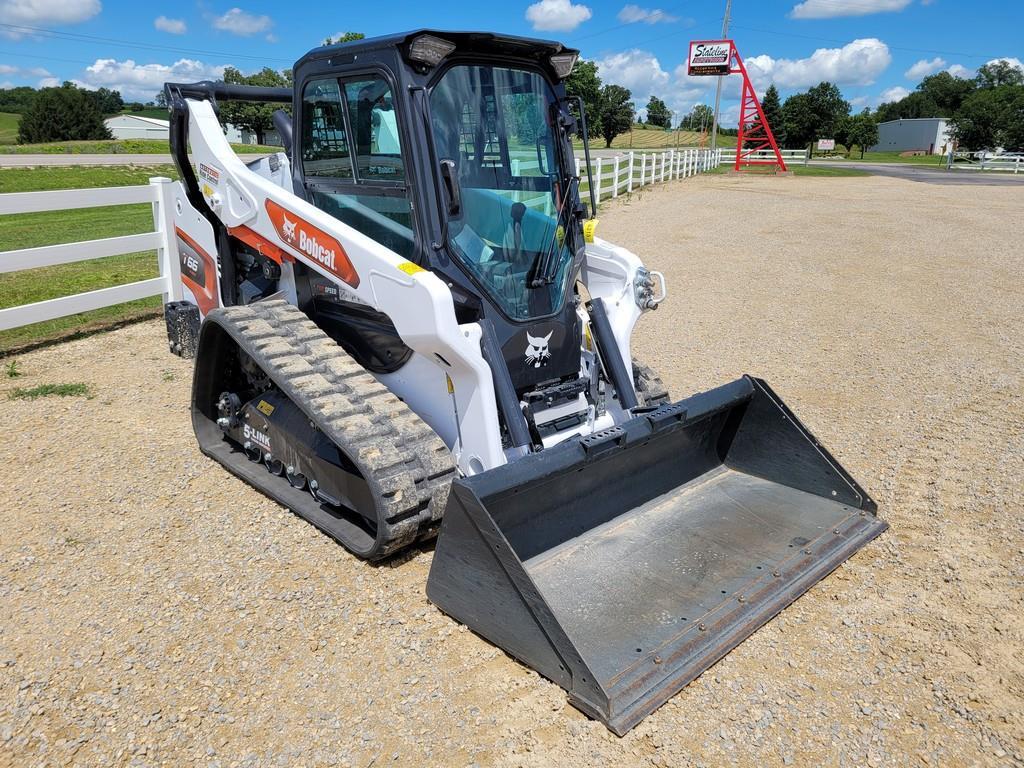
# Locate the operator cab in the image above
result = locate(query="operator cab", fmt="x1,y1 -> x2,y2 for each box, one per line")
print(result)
291,31 -> 594,407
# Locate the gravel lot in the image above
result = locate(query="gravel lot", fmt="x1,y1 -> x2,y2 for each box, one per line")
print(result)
1,175 -> 1021,767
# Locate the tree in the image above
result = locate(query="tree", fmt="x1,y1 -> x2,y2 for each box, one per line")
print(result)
89,87 -> 123,115
975,60 -> 1024,89
565,59 -> 602,138
759,85 -> 785,146
217,67 -> 291,145
781,82 -> 849,149
599,85 -> 633,148
875,91 -> 940,122
645,96 -> 671,129
683,104 -> 713,132
18,84 -> 111,143
0,86 -> 38,114
950,83 -> 1024,150
917,71 -> 974,115
840,110 -> 879,158
323,32 -> 365,45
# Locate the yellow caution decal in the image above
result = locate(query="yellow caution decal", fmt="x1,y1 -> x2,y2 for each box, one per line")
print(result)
445,374 -> 455,394
256,399 -> 275,416
583,218 -> 599,244
398,261 -> 427,276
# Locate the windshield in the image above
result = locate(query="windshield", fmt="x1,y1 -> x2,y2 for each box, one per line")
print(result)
429,64 -> 575,321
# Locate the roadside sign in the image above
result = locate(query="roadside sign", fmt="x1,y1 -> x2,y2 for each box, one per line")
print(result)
817,139 -> 836,151
687,41 -> 734,76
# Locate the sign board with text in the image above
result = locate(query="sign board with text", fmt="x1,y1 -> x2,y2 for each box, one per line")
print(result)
687,41 -> 734,76
817,139 -> 836,151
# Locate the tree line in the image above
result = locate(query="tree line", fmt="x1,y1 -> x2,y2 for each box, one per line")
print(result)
1,83 -> 130,144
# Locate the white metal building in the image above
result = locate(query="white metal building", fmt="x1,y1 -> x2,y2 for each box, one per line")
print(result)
869,117 -> 952,155
104,115 -> 170,140
106,113 -> 283,147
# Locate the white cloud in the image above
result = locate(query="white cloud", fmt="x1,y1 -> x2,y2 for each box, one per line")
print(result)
154,15 -> 186,34
904,57 -> 945,80
525,0 -> 591,31
790,0 -> 911,18
597,49 -> 669,99
212,7 -> 272,36
0,0 -> 101,37
80,57 -> 227,101
37,75 -> 58,86
740,38 -> 891,90
879,86 -> 910,103
986,56 -> 1024,73
0,63 -> 50,76
946,64 -> 972,78
617,4 -> 677,24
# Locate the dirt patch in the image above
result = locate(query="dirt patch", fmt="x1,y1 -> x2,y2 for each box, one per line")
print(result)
1,175 -> 1021,767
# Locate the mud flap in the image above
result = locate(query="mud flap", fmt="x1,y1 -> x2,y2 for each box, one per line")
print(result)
426,376 -> 887,735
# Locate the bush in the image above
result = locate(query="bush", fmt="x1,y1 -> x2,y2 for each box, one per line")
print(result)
18,85 -> 112,144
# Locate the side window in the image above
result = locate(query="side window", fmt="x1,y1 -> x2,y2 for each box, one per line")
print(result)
344,78 -> 405,183
302,79 -> 352,179
302,74 -> 415,260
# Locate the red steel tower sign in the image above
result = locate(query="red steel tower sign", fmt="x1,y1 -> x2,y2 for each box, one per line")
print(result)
687,40 -> 787,173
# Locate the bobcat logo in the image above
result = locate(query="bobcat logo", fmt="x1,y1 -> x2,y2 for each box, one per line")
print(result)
280,212 -> 298,243
524,331 -> 553,369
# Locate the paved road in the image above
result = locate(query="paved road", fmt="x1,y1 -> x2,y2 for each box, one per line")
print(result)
808,160 -> 1024,186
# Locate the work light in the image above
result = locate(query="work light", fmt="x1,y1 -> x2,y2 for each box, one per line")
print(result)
408,34 -> 456,67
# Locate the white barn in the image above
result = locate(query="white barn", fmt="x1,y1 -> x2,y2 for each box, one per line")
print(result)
104,114 -> 170,140
869,117 -> 952,155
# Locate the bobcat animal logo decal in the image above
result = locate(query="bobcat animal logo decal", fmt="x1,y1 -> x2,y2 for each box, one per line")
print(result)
524,331 -> 553,369
280,212 -> 298,243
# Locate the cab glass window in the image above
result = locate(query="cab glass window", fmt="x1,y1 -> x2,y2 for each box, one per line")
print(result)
301,78 -> 352,179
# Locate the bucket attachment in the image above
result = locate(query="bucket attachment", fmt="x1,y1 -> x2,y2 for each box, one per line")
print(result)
426,376 -> 886,735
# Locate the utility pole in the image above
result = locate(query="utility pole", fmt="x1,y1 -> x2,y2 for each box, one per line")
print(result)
710,0 -> 732,152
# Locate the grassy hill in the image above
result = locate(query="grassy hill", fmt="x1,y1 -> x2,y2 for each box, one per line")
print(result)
120,108 -> 171,121
0,112 -> 20,145
574,124 -> 738,151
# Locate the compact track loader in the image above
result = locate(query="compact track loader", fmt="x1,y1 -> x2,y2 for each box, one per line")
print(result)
162,30 -> 886,735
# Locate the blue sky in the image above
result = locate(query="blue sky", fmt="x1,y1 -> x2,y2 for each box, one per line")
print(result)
0,0 -> 1021,124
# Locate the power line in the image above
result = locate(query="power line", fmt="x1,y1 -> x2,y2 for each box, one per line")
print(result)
0,22 -> 293,63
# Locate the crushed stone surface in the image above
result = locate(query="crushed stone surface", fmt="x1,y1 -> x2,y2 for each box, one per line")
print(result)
1,174 -> 1021,767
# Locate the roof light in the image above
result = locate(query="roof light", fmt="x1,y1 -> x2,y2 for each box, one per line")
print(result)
408,34 -> 456,67
549,52 -> 578,80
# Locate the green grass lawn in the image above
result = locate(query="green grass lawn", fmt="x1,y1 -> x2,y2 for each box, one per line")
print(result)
707,164 -> 869,177
121,107 -> 172,121
0,112 -> 20,145
0,138 -> 276,154
574,124 -> 738,151
816,150 -> 949,165
0,165 -> 179,352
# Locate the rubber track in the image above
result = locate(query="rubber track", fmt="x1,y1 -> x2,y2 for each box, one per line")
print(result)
210,299 -> 457,559
633,359 -> 670,407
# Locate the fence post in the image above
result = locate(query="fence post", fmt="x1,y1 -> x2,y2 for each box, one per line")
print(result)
804,148 -> 809,166
150,176 -> 181,303
639,153 -> 645,186
612,155 -> 620,198
594,157 -> 603,203
627,151 -> 634,192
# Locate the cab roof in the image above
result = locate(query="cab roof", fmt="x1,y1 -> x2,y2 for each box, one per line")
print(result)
296,29 -> 580,70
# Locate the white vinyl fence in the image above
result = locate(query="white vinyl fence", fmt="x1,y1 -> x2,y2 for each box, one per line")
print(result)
575,148 -> 723,208
0,177 -> 181,332
0,152 -> 724,334
717,148 -> 810,166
